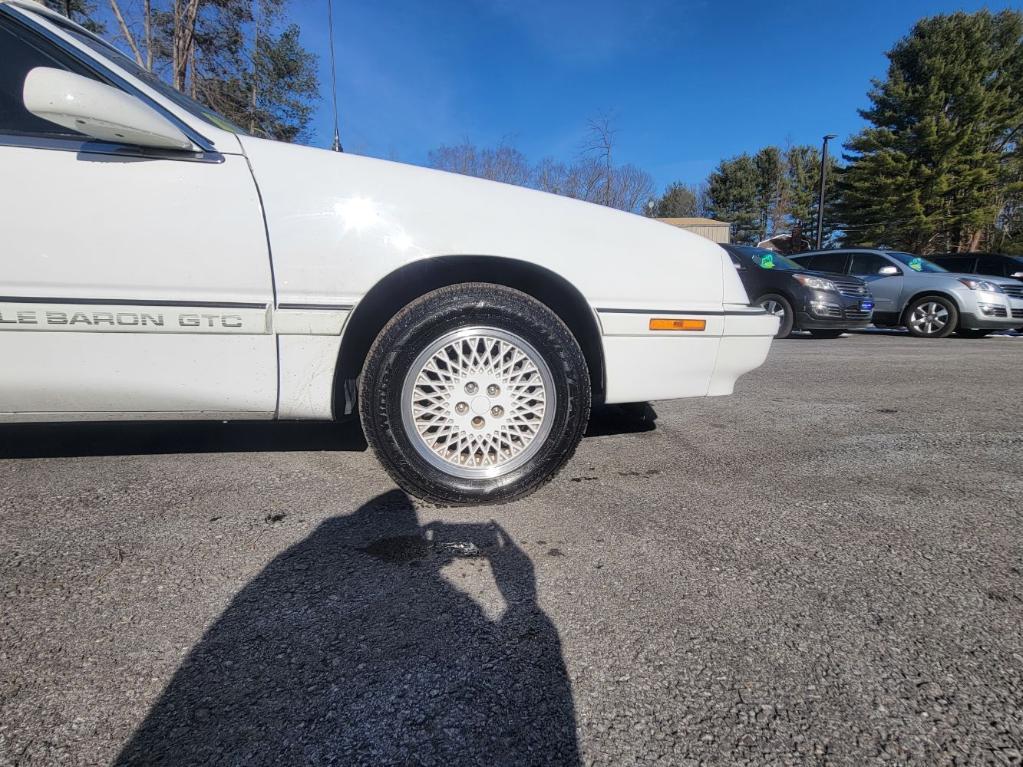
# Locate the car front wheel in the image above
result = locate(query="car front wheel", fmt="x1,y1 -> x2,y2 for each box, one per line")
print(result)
359,283 -> 591,505
904,296 -> 958,338
757,294 -> 794,338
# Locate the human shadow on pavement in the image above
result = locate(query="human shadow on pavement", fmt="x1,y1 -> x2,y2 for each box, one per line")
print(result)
115,490 -> 580,766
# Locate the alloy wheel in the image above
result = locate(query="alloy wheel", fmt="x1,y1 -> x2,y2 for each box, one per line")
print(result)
400,327 -> 556,479
908,301 -> 949,336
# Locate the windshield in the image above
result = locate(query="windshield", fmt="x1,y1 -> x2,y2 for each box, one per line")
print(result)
885,252 -> 947,273
51,19 -> 247,135
737,247 -> 803,271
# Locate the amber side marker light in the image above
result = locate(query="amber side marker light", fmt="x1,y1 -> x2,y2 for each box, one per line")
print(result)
649,318 -> 706,331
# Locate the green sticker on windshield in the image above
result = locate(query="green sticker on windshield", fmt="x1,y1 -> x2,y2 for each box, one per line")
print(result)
761,253 -> 775,269
908,257 -> 923,272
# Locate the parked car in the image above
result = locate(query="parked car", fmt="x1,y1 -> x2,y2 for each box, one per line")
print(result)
0,1 -> 778,505
722,245 -> 874,339
929,253 -> 1023,331
791,250 -> 1018,338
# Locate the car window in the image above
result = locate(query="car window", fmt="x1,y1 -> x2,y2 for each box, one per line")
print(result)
0,15 -> 97,139
885,252 -> 947,272
803,253 -> 849,273
850,252 -> 894,276
976,256 -> 1006,276
740,248 -> 803,271
932,256 -> 974,272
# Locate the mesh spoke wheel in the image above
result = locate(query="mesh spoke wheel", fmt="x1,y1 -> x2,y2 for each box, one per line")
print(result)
400,327 -> 556,479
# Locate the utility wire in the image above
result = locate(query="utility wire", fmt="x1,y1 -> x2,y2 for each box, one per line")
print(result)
327,0 -> 342,152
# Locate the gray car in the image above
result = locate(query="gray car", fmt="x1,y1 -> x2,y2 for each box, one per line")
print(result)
791,249 -> 1018,338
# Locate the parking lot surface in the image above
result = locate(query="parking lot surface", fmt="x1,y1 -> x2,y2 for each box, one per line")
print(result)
2,333 -> 1022,766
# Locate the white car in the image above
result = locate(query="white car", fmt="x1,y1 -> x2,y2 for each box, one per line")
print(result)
0,1 -> 777,504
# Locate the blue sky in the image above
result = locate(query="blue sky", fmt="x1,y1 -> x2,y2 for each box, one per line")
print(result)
285,0 -> 1018,194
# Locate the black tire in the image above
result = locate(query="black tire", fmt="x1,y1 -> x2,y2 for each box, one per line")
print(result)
756,294 -> 794,338
359,283 -> 590,506
903,295 -> 958,338
954,328 -> 992,338
808,329 -> 845,339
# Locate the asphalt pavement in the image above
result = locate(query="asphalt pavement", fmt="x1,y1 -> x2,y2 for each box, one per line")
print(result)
1,332 -> 1021,766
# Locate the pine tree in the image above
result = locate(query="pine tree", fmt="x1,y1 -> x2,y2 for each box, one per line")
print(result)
837,10 -> 1023,252
648,182 -> 698,218
44,1 -> 104,32
706,154 -> 761,244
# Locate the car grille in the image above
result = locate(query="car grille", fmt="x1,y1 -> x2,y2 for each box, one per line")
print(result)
844,308 -> 872,320
1001,283 -> 1023,299
1013,308 -> 1023,319
830,278 -> 868,299
985,306 -> 1009,317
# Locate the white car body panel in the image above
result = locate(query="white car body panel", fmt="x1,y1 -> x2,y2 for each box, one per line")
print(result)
0,0 -> 776,423
240,137 -> 727,311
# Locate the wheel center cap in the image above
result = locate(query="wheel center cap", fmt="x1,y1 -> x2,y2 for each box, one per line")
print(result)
470,395 -> 490,415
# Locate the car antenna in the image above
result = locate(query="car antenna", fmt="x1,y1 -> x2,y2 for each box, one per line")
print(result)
327,0 -> 343,152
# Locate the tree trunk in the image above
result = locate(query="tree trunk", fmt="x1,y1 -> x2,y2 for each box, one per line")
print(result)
144,0 -> 153,71
173,0 -> 202,93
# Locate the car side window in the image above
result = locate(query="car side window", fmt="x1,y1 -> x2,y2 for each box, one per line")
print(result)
806,253 -> 849,273
976,256 -> 1005,277
0,15 -> 97,139
850,252 -> 893,276
940,256 -> 974,272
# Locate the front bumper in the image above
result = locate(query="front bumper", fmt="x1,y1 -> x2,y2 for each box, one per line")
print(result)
795,290 -> 874,330
1009,296 -> 1023,325
597,305 -> 777,403
959,290 -> 1019,329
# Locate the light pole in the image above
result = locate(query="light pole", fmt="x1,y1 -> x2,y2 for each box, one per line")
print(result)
816,134 -> 837,249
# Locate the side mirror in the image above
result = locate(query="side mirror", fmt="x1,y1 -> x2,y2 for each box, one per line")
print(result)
879,265 -> 900,276
23,67 -> 195,151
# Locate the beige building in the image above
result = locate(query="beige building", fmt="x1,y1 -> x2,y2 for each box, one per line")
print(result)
655,217 -> 731,244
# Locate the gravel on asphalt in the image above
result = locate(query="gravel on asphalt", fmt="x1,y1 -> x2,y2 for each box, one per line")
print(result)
1,332 -> 1021,766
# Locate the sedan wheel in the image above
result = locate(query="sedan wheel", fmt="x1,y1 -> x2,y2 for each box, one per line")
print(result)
400,327 -> 556,479
359,283 -> 590,505
904,296 -> 958,338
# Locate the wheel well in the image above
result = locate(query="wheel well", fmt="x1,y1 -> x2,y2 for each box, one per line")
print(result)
332,256 -> 605,416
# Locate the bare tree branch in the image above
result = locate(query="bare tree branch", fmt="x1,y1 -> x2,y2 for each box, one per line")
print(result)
107,0 -> 143,66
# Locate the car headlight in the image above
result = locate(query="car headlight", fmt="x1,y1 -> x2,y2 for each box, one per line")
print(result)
957,277 -> 1004,293
793,274 -> 838,291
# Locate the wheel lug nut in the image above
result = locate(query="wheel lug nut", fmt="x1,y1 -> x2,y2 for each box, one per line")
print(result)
471,416 -> 485,429
464,382 -> 478,395
491,405 -> 504,417
487,384 -> 500,396
454,401 -> 468,415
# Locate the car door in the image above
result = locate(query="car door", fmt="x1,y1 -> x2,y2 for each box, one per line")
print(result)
0,10 -> 276,419
849,252 -> 903,314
